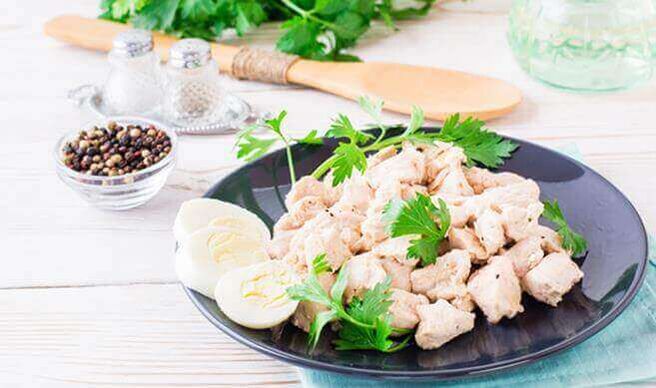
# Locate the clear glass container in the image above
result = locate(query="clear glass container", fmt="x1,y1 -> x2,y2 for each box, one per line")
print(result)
102,30 -> 162,115
53,117 -> 177,211
162,39 -> 225,127
508,0 -> 656,92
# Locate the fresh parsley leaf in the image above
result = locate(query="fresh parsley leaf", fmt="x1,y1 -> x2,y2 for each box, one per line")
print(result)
235,0 -> 267,35
295,129 -> 324,145
383,194 -> 450,266
334,278 -> 410,352
542,200 -> 588,256
311,253 -> 330,275
330,142 -> 367,186
286,274 -> 332,307
132,0 -> 180,31
235,134 -> 277,162
308,310 -> 337,349
326,114 -> 374,145
403,105 -> 425,137
433,114 -> 518,168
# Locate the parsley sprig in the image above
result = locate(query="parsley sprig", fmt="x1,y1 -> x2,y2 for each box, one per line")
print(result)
286,254 -> 411,352
234,98 -> 519,187
542,200 -> 588,257
382,194 -> 451,266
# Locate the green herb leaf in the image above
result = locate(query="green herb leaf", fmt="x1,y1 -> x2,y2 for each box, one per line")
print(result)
132,0 -> 180,30
432,114 -> 518,168
330,142 -> 367,186
295,129 -> 324,145
235,134 -> 277,162
542,200 -> 588,256
308,310 -> 337,349
311,253 -> 330,275
383,194 -> 450,266
326,114 -> 374,145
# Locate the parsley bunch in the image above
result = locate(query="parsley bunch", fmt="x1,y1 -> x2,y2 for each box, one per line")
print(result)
542,200 -> 588,256
382,194 -> 450,266
286,254 -> 411,352
99,0 -> 436,61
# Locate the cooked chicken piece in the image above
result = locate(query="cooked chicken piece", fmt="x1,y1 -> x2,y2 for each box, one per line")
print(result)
466,180 -> 541,219
267,229 -> 295,259
372,236 -> 419,266
415,300 -> 475,350
467,256 -> 524,324
331,174 -> 374,214
274,196 -> 327,232
451,292 -> 476,312
531,225 -> 565,254
430,167 -> 475,197
504,236 -> 545,278
304,227 -> 354,272
388,289 -> 429,330
343,253 -> 388,301
366,142 -> 426,189
473,209 -> 506,256
359,214 -> 388,251
444,202 -> 470,228
285,176 -> 332,208
425,143 -> 467,182
381,257 -> 414,292
291,272 -> 336,332
499,202 -> 544,242
464,167 -> 525,195
411,250 -> 471,301
368,145 -> 397,168
522,252 -> 583,306
448,227 -> 488,263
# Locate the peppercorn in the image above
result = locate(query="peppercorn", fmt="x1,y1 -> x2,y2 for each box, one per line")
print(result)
60,122 -> 172,177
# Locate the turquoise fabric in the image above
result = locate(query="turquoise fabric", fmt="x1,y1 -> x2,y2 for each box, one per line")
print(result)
300,146 -> 656,387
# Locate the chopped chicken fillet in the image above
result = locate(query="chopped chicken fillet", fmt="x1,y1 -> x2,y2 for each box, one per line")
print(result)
366,142 -> 426,189
531,225 -> 565,254
381,257 -> 414,292
411,250 -> 471,305
504,236 -> 545,278
467,256 -> 524,324
448,227 -> 488,263
388,289 -> 429,330
285,176 -> 332,208
499,202 -> 544,242
464,167 -> 525,194
274,196 -> 327,232
343,253 -> 387,302
473,209 -> 506,257
265,141 -> 585,351
522,252 -> 584,306
414,300 -> 475,350
331,174 -> 374,214
291,273 -> 336,332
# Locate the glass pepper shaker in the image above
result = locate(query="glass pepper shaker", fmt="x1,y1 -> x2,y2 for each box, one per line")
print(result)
102,29 -> 162,115
162,39 -> 225,127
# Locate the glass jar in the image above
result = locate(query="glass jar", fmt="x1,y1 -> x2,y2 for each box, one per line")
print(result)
102,30 -> 162,115
162,39 -> 225,127
508,0 -> 656,92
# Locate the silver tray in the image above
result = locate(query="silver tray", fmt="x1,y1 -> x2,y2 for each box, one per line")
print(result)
68,84 -> 261,135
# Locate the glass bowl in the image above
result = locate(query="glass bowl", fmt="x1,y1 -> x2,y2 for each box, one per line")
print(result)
54,116 -> 177,211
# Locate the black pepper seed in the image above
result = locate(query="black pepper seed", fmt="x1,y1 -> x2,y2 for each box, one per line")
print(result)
60,122 -> 172,178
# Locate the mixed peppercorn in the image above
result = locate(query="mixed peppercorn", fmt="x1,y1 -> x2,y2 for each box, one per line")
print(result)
61,122 -> 172,177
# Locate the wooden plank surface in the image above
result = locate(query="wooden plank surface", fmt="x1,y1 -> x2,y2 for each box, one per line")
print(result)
1,0 -> 655,386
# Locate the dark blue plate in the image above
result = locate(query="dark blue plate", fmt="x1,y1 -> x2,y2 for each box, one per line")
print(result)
183,132 -> 649,380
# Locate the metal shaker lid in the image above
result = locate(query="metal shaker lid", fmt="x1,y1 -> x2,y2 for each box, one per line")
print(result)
169,39 -> 212,69
112,29 -> 154,58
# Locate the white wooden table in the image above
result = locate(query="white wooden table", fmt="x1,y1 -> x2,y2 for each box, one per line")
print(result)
2,0 -> 655,386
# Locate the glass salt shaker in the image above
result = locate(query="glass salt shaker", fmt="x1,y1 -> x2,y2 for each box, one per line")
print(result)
162,39 -> 225,127
102,29 -> 162,114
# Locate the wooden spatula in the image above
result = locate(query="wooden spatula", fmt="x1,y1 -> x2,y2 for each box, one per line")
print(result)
44,15 -> 521,121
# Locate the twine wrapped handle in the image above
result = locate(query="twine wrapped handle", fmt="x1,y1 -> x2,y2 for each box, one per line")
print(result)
231,47 -> 299,85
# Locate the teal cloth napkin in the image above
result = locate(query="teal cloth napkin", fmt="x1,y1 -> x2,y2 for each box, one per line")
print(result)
300,146 -> 656,387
